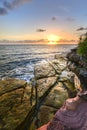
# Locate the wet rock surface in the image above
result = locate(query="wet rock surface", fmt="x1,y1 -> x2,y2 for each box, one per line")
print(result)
0,78 -> 32,130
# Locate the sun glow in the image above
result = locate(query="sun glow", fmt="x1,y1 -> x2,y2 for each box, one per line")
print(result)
47,35 -> 60,44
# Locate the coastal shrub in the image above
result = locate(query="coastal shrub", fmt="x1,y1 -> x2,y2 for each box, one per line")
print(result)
77,35 -> 87,58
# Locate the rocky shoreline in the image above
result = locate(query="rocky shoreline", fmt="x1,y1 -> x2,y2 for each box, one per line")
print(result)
0,48 -> 86,130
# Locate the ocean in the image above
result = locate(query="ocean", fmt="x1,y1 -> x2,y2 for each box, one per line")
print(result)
0,44 -> 77,82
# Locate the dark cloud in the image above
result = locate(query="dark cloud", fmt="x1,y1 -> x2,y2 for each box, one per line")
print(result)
76,27 -> 87,31
59,39 -> 76,43
3,1 -> 14,10
0,0 -> 31,15
0,39 -> 47,43
0,7 -> 8,15
66,17 -> 75,22
22,39 -> 47,43
52,16 -> 57,21
3,0 -> 31,10
29,39 -> 47,43
36,29 -> 46,32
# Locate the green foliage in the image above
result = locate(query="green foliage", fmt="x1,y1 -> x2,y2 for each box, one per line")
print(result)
77,36 -> 87,58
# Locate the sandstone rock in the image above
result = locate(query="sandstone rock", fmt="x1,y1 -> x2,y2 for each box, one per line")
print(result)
34,63 -> 56,79
0,79 -> 32,130
67,52 -> 80,64
67,47 -> 87,68
74,75 -> 82,91
39,101 -> 87,130
0,76 -> 71,130
34,57 -> 76,128
36,48 -> 87,130
36,76 -> 58,98
38,105 -> 57,127
67,48 -> 80,64
55,53 -> 67,61
0,78 -> 26,96
60,70 -> 75,82
44,83 -> 68,108
50,59 -> 66,71
67,48 -> 87,90
34,59 -> 67,80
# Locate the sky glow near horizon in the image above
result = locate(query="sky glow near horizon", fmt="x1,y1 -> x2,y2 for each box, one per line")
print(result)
0,0 -> 87,44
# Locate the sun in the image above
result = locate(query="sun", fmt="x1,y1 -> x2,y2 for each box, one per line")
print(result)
47,35 -> 60,44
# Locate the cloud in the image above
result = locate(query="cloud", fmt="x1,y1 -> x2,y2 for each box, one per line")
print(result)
36,29 -> 46,32
4,0 -> 31,10
59,39 -> 76,43
52,16 -> 57,21
58,6 -> 70,13
66,17 -> 75,22
29,39 -> 47,43
0,0 -> 31,15
76,27 -> 87,31
0,39 -> 47,43
0,7 -> 8,15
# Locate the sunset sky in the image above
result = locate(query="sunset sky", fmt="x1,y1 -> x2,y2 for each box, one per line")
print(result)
0,0 -> 87,43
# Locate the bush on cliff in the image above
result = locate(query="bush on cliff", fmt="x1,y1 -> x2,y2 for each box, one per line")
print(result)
77,35 -> 87,58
